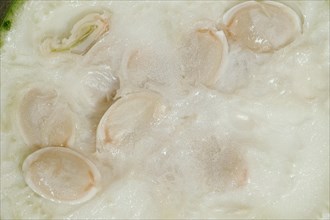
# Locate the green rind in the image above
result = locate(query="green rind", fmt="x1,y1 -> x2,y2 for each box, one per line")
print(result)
0,0 -> 26,48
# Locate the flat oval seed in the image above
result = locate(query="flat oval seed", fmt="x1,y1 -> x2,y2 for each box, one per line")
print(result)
22,147 -> 101,204
223,1 -> 303,53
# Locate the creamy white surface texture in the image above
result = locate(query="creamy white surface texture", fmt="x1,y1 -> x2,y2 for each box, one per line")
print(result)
1,1 -> 329,219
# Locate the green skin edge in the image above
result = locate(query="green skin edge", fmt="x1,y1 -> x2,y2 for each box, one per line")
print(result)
0,0 -> 25,48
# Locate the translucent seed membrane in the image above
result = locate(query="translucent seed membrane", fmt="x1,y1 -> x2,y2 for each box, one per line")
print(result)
123,49 -> 162,88
182,27 -> 228,87
17,86 -> 75,147
223,1 -> 303,53
96,91 -> 164,152
196,138 -> 248,192
22,147 -> 101,204
41,12 -> 110,55
211,147 -> 248,190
